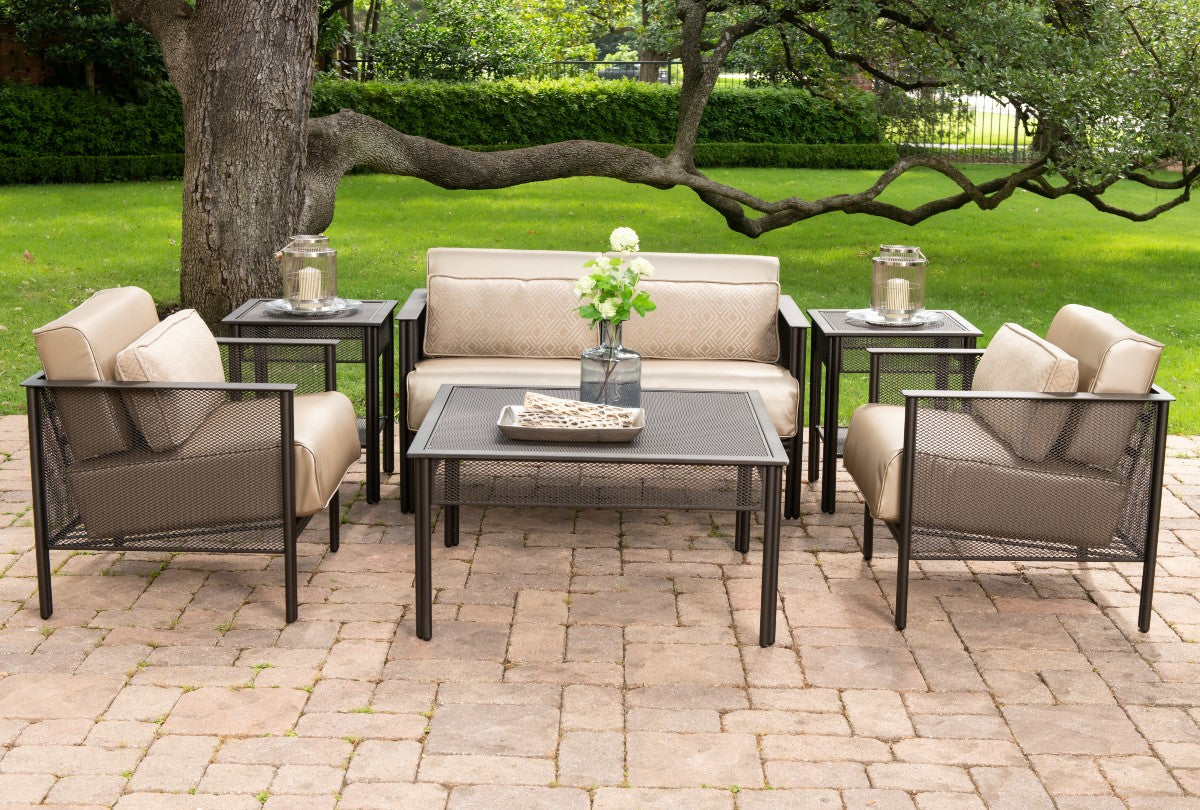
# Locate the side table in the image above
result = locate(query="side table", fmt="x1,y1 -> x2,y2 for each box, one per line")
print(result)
807,309 -> 982,513
222,299 -> 398,503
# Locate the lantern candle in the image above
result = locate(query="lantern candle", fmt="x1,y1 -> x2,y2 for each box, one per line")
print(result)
298,266 -> 323,302
885,277 -> 910,314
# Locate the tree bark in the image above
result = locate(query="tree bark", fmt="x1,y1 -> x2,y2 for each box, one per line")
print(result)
115,0 -> 317,324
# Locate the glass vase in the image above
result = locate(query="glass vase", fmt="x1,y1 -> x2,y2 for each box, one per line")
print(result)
579,320 -> 642,408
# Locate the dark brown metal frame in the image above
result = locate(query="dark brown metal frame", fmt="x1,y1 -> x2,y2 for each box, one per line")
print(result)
807,309 -> 982,514
397,289 -> 809,519
860,347 -> 1172,633
223,299 -> 397,504
407,385 -> 789,646
22,337 -> 343,624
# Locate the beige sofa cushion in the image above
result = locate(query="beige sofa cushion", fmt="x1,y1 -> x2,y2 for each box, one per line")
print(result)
67,391 -> 360,538
33,286 -> 160,459
971,323 -> 1078,462
423,248 -> 780,362
1046,304 -> 1163,469
406,357 -> 800,437
115,309 -> 226,452
843,403 -> 1128,547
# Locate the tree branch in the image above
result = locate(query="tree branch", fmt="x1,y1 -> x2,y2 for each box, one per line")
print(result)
299,111 -> 1189,238
110,0 -> 192,40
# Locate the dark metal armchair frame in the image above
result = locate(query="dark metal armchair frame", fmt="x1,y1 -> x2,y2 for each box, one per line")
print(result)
861,347 -> 1172,633
397,289 -> 809,519
23,337 -> 342,624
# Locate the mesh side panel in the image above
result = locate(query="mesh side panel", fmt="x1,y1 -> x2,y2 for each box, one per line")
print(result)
33,385 -> 288,554
842,336 -> 969,374
221,342 -> 336,395
874,351 -> 980,406
905,393 -> 1158,562
433,460 -> 765,511
233,324 -> 366,363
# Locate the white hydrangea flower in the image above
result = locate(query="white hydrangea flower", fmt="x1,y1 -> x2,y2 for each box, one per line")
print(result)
628,257 -> 654,278
609,227 -> 640,254
597,299 -> 618,319
574,275 -> 596,298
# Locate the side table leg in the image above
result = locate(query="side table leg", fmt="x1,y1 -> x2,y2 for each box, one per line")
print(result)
807,328 -> 820,483
365,330 -> 381,504
759,465 -> 782,647
383,318 -> 396,475
735,466 -> 751,553
414,459 -> 433,640
821,337 -> 841,513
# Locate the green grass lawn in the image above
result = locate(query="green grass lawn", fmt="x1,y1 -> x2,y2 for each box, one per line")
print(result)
2,166 -> 1197,429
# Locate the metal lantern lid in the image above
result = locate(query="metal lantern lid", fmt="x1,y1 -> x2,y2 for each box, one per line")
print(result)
276,234 -> 335,259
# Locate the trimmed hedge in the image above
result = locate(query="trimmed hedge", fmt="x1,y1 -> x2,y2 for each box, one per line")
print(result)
0,154 -> 184,184
0,82 -> 183,158
310,77 -> 884,146
0,77 -> 891,183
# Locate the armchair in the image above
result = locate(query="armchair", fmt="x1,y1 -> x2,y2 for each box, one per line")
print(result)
24,287 -> 362,622
844,305 -> 1171,632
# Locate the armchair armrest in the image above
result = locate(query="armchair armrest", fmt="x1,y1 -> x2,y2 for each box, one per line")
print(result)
396,288 -> 428,321
218,337 -> 339,394
776,295 -> 809,381
867,347 -> 985,405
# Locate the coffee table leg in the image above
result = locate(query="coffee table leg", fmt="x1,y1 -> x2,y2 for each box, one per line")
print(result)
443,461 -> 460,547
821,337 -> 841,513
759,465 -> 782,647
414,458 -> 433,640
365,329 -> 380,504
735,466 -> 751,553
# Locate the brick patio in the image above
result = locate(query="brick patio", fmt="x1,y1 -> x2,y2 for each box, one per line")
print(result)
1,411 -> 1200,809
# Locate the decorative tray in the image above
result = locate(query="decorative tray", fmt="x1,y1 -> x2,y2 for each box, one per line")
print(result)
263,297 -> 363,318
844,307 -> 943,328
497,405 -> 645,443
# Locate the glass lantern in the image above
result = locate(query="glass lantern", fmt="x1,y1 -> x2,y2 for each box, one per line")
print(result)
871,245 -> 926,322
277,234 -> 337,311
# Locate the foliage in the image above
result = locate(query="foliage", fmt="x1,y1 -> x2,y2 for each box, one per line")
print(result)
309,76 -> 882,145
364,0 -> 594,81
0,0 -> 165,99
574,227 -> 656,326
0,81 -> 183,158
0,153 -> 183,184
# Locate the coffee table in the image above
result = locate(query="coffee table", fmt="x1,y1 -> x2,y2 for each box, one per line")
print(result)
223,298 -> 397,503
807,308 -> 982,513
407,385 -> 790,646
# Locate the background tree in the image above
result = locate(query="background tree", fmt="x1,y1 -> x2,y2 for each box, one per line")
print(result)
110,0 -> 1200,323
0,0 -> 164,98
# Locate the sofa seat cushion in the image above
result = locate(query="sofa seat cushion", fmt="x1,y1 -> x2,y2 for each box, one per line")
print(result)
33,286 -> 161,460
66,392 -> 359,538
114,309 -> 226,452
407,357 -> 800,437
844,403 -> 1128,547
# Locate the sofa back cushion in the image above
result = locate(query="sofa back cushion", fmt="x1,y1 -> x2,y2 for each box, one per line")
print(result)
33,286 -> 160,460
423,248 -> 780,362
971,323 -> 1079,463
1046,304 -> 1163,469
115,309 -> 226,452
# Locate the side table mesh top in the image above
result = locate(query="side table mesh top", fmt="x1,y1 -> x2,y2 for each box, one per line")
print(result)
231,299 -> 394,326
814,308 -> 978,336
412,387 -> 786,465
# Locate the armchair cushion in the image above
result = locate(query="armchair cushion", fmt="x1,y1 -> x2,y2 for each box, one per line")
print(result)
115,309 -> 226,452
844,402 -> 1127,546
32,286 -> 160,459
971,323 -> 1078,462
1047,304 -> 1163,470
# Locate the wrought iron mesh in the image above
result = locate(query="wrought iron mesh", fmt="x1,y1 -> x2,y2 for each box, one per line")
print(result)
29,343 -> 330,556
432,459 -> 765,511
903,391 -> 1159,563
221,340 -> 339,393
871,349 -> 982,405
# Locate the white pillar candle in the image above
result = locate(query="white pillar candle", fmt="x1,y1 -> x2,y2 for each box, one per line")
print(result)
885,277 -> 910,313
298,265 -> 322,302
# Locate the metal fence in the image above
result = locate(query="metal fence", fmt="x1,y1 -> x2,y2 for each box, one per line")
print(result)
880,90 -> 1037,163
534,60 -> 750,89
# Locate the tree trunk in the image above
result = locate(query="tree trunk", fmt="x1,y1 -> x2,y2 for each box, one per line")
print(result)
174,0 -> 317,323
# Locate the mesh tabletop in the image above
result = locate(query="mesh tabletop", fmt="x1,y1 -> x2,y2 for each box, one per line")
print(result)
223,298 -> 396,328
409,386 -> 788,466
811,308 -> 981,338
